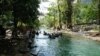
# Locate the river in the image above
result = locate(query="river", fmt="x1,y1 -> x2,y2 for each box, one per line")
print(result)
30,29 -> 100,56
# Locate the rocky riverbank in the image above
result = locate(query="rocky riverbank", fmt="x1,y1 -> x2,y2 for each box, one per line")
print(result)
62,29 -> 100,41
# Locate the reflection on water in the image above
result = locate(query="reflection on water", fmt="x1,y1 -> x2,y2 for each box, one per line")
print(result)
31,31 -> 100,56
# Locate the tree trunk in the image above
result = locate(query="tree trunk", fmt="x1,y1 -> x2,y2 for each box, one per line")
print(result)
57,0 -> 62,29
12,0 -> 18,38
66,0 -> 73,29
98,0 -> 100,25
54,12 -> 56,29
12,18 -> 18,38
98,0 -> 100,32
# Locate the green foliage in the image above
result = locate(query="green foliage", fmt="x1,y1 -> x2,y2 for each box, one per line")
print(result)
41,0 -> 68,28
0,0 -> 12,24
73,0 -> 98,24
39,0 -> 99,29
0,0 -> 40,28
13,0 -> 40,25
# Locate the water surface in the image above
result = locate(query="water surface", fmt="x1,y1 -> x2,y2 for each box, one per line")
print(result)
31,32 -> 100,56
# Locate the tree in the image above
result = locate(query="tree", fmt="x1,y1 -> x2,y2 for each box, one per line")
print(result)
57,0 -> 62,29
72,0 -> 99,24
0,0 -> 12,25
0,0 -> 40,28
97,0 -> 100,32
66,0 -> 73,29
98,0 -> 100,25
12,0 -> 40,37
43,6 -> 59,28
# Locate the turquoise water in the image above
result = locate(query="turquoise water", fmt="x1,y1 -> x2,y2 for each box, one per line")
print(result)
31,33 -> 100,56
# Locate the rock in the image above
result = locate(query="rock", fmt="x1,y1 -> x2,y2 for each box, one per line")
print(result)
92,33 -> 100,37
72,27 -> 80,32
48,32 -> 62,39
18,49 -> 29,54
35,31 -> 39,35
30,53 -> 37,56
43,31 -> 48,35
87,32 -> 100,37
